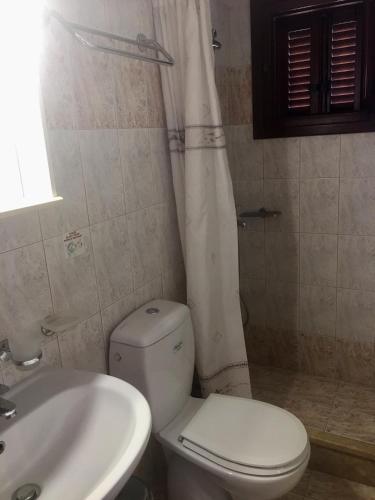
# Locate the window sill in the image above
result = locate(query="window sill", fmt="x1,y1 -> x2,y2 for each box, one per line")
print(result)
0,196 -> 63,219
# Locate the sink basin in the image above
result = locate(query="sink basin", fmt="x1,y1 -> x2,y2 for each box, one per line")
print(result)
0,368 -> 151,500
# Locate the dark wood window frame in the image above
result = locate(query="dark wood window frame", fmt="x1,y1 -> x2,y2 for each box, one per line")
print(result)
250,0 -> 375,138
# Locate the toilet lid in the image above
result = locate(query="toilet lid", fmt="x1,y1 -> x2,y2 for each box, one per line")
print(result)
179,394 -> 308,474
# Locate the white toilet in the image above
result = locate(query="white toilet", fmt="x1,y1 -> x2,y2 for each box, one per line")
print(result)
109,300 -> 310,500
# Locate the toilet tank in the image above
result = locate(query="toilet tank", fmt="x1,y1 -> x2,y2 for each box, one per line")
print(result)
109,300 -> 195,433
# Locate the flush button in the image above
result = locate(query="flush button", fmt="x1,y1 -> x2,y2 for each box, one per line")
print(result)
114,353 -> 122,362
146,307 -> 159,315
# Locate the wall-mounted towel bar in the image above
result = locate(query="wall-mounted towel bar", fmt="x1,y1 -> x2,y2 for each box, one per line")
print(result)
46,9 -> 175,66
237,208 -> 282,228
239,208 -> 282,219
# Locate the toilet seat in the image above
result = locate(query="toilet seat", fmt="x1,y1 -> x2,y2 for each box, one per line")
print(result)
179,394 -> 309,477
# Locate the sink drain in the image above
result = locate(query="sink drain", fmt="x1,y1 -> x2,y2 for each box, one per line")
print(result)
12,484 -> 41,500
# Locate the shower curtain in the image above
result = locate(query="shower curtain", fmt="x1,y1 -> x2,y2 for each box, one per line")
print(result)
153,0 -> 251,397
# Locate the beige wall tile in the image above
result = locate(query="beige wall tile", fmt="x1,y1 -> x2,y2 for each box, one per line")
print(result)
0,211 -> 41,254
0,243 -> 53,336
300,135 -> 340,178
146,64 -> 166,129
271,329 -> 300,372
338,235 -> 375,291
300,179 -> 339,234
264,138 -> 300,179
156,202 -> 183,272
113,57 -> 149,129
210,0 -> 232,68
101,292 -> 136,345
265,232 -> 299,284
40,130 -> 89,239
231,125 -> 263,181
228,68 -> 250,125
266,282 -> 299,332
149,129 -> 174,204
91,216 -> 133,308
128,208 -> 162,289
59,0 -> 110,30
245,325 -> 274,367
41,19 -> 76,129
80,130 -> 125,224
44,228 -> 99,319
71,40 -> 117,129
240,278 -> 266,328
58,314 -> 106,373
229,1 -> 251,66
297,333 -> 337,379
264,180 -> 299,233
300,234 -> 337,287
134,277 -> 163,308
339,178 -> 375,236
341,133 -> 375,178
119,129 -> 157,213
162,263 -> 186,304
223,125 -> 236,179
217,78 -> 231,126
239,231 -> 265,280
300,285 -> 336,337
106,0 -> 154,39
337,288 -> 375,342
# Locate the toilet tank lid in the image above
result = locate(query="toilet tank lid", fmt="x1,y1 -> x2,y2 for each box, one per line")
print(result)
111,300 -> 190,347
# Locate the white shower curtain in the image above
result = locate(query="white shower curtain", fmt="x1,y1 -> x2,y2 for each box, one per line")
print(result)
153,0 -> 251,397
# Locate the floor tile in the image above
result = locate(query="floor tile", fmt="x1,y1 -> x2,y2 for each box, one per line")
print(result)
250,364 -> 338,431
306,471 -> 375,500
326,383 -> 375,443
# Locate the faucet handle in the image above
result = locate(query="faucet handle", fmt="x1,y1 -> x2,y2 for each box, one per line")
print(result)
0,384 -> 9,395
0,339 -> 11,363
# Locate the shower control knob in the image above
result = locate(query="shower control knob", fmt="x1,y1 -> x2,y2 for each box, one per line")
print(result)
114,353 -> 122,362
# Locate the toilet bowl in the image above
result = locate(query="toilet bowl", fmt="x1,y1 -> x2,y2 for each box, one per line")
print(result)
159,395 -> 309,500
109,300 -> 309,500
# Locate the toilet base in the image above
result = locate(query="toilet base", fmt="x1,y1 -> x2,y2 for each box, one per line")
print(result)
165,450 -> 309,500
168,454 -> 231,500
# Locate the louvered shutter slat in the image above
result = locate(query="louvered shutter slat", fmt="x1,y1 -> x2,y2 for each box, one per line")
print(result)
330,20 -> 359,108
288,28 -> 312,112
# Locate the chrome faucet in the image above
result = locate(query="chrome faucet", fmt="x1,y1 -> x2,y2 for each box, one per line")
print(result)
0,340 -> 17,419
0,384 -> 16,419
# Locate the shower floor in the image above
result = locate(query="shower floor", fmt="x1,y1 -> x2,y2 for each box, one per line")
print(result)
250,363 -> 375,444
281,469 -> 375,500
250,363 -> 375,497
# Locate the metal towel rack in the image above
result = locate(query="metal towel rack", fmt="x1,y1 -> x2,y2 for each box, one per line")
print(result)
239,208 -> 282,219
46,9 -> 175,66
237,208 -> 282,227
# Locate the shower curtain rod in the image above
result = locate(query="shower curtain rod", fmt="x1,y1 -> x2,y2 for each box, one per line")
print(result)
46,9 -> 175,66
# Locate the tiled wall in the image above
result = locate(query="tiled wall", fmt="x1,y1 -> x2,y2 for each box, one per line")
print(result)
212,0 -> 375,387
0,0 -> 185,392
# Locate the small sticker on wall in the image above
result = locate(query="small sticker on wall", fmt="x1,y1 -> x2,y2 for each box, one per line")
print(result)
63,230 -> 86,258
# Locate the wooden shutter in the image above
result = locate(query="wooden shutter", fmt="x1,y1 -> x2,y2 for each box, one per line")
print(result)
251,0 -> 375,139
329,16 -> 362,111
288,28 -> 312,112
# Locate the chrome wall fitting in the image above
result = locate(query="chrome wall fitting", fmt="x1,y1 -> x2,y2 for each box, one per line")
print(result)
239,207 -> 282,219
0,339 -> 42,371
0,382 -> 16,420
212,29 -> 222,50
0,339 -> 11,362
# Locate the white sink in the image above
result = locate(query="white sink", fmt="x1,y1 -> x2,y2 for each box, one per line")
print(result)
0,368 -> 151,500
